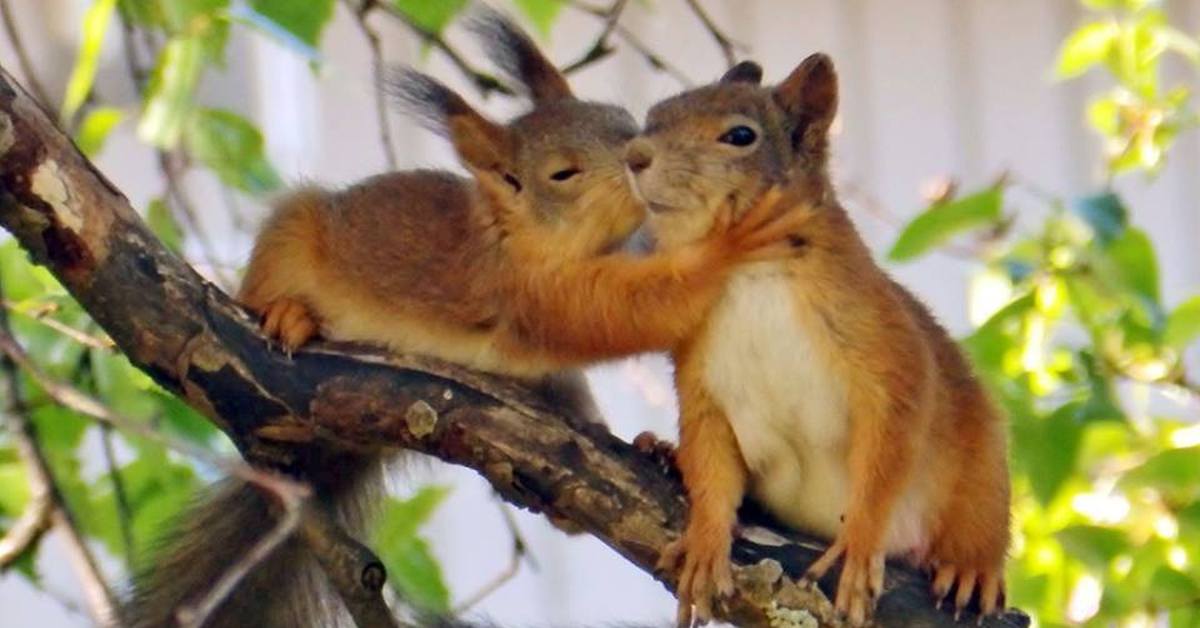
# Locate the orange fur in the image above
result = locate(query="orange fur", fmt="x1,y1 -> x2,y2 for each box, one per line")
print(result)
633,56 -> 1010,626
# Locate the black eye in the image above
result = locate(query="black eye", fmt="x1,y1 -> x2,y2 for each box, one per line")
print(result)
550,168 -> 581,181
718,125 -> 758,147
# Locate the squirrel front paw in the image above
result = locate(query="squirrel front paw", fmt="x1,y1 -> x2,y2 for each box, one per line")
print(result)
657,524 -> 735,627
260,298 -> 318,354
804,538 -> 885,627
714,186 -> 811,263
633,430 -> 678,477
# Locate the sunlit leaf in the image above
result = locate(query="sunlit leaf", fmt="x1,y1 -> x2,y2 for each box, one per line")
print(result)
1164,296 -> 1200,349
1149,567 -> 1200,608
0,450 -> 30,519
184,108 -> 282,195
392,0 -> 468,34
62,0 -> 119,125
1055,22 -> 1119,79
372,486 -> 451,613
249,0 -> 334,48
513,0 -> 562,37
75,106 -> 125,158
138,36 -> 205,147
1016,404 -> 1084,505
888,186 -> 1004,262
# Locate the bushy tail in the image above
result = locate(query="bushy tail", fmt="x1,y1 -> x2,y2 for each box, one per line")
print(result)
120,449 -> 382,628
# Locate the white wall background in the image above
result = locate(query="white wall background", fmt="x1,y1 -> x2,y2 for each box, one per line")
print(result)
1,0 -> 1199,626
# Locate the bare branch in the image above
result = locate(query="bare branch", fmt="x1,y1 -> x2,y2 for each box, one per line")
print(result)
0,277 -> 117,625
0,64 -> 1029,628
345,0 -> 400,170
298,504 -> 398,628
175,503 -> 304,628
452,499 -> 531,613
99,423 -> 135,567
373,4 -> 513,97
564,1 -> 692,85
683,0 -> 741,68
3,300 -> 115,350
561,0 -> 628,75
0,0 -> 52,110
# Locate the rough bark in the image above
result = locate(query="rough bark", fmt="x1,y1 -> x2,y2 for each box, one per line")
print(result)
0,66 -> 1028,628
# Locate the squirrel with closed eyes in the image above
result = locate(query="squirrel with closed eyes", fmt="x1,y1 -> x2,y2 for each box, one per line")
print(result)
626,56 -> 1011,626
121,10 -> 807,628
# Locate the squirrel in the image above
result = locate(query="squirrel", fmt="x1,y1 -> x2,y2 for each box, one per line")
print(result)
626,56 -> 1011,626
121,10 -> 808,628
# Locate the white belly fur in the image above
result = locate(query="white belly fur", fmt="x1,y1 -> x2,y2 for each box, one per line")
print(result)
701,267 -> 927,554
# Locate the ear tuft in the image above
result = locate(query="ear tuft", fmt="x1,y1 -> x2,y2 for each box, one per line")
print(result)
719,60 -> 763,85
466,4 -> 573,103
387,67 -> 512,172
773,52 -> 838,124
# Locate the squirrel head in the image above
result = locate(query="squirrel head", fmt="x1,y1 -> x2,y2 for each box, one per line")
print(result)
390,9 -> 642,260
627,54 -> 837,250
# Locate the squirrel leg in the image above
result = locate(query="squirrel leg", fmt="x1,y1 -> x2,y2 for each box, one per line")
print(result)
806,373 -> 929,626
657,381 -> 746,627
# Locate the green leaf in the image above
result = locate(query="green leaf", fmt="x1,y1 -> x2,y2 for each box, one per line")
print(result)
62,0 -> 119,124
392,0 -> 468,34
1016,404 -> 1084,506
888,186 -> 1003,262
1072,192 -> 1128,244
372,486 -> 451,613
1056,525 -> 1130,569
118,0 -> 165,27
1121,446 -> 1200,498
146,198 -> 184,253
138,36 -> 205,147
184,108 -> 282,195
249,0 -> 334,48
1106,226 -> 1160,303
513,0 -> 563,37
1150,567 -> 1200,608
1055,22 -> 1120,79
1164,296 -> 1200,349
0,450 -> 30,518
75,106 -> 125,158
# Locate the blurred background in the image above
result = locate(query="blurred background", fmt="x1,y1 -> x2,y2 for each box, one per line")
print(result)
0,0 -> 1198,625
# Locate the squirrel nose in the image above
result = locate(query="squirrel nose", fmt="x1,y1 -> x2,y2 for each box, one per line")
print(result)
624,139 -> 654,174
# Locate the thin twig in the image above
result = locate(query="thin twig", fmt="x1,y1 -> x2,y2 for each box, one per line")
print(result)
683,0 -> 740,67
99,423 -> 135,567
375,3 -> 513,97
158,151 -> 236,290
561,0 -> 629,75
0,0 -> 52,110
3,300 -> 115,350
347,0 -> 399,170
0,278 -> 117,625
0,456 -> 52,566
175,504 -> 304,628
453,500 -> 530,613
565,1 -> 692,85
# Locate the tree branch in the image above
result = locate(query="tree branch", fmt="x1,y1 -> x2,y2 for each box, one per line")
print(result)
0,65 -> 1027,627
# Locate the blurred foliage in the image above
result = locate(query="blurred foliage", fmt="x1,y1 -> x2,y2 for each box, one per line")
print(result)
1055,0 -> 1200,175
1,0 -> 1198,625
894,1 -> 1200,623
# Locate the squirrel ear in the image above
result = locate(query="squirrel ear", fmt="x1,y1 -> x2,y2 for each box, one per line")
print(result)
468,5 -> 573,103
719,61 -> 763,85
773,53 -> 838,129
388,68 -> 514,173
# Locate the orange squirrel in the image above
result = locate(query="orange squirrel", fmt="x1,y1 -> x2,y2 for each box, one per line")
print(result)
122,12 -> 807,628
627,56 -> 1011,625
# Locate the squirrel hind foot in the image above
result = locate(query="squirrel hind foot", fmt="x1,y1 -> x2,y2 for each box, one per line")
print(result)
260,298 -> 319,353
931,562 -> 1005,622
